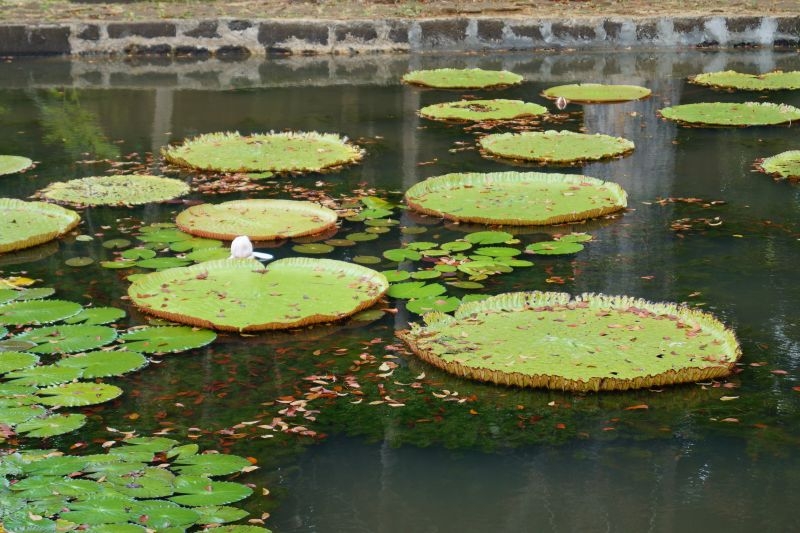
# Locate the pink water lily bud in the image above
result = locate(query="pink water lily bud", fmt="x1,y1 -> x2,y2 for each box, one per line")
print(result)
230,235 -> 254,259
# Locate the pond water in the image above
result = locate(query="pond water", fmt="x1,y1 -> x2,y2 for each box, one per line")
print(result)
2,49 -> 800,532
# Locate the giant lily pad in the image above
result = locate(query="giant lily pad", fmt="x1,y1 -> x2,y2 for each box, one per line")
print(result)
0,199 -> 80,254
658,102 -> 800,127
541,83 -> 651,103
163,131 -> 364,174
419,99 -> 547,122
176,199 -> 338,241
402,68 -> 523,89
0,299 -> 83,326
479,130 -> 635,164
404,171 -> 627,225
0,155 -> 34,176
689,70 -> 800,91
397,291 -> 741,392
38,175 -> 189,206
128,258 -> 389,331
758,150 -> 800,180
14,324 -> 117,354
36,382 -> 123,406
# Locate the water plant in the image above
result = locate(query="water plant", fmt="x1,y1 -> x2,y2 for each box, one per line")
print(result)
541,83 -> 652,103
0,155 -> 33,176
163,131 -> 364,174
689,70 -> 800,91
418,99 -> 547,122
479,130 -> 635,164
0,199 -> 80,254
38,175 -> 190,207
403,171 -> 627,225
658,102 -> 800,127
176,199 -> 338,241
128,258 -> 389,331
397,291 -> 741,391
757,150 -> 800,180
401,68 -> 523,89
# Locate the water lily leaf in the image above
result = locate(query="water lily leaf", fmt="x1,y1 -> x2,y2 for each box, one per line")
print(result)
65,256 -> 94,267
557,232 -> 593,243
659,102 -> 800,127
201,526 -> 272,533
0,289 -> 17,304
106,466 -> 177,498
398,291 -> 741,391
13,287 -> 56,301
185,247 -> 231,262
15,413 -> 87,438
387,281 -> 447,299
758,150 -> 800,180
173,453 -> 252,476
15,324 -> 117,354
382,270 -> 411,283
63,495 -> 138,524
420,98 -> 547,122
137,228 -> 191,244
57,350 -> 148,378
169,237 -> 223,252
6,364 -> 83,386
63,307 -> 126,325
127,258 -> 388,332
0,299 -> 83,326
132,500 -> 200,528
86,525 -> 147,533
170,476 -> 253,507
176,199 -> 338,241
401,226 -> 427,235
447,281 -> 485,289
402,68 -> 523,89
345,232 -> 378,242
325,238 -> 356,247
163,131 -> 364,174
0,155 -> 34,175
167,443 -> 200,459
136,257 -> 192,269
364,218 -> 399,227
434,264 -> 458,273
474,246 -> 522,258
292,243 -> 334,254
406,171 -> 628,225
11,475 -> 100,498
22,454 -> 88,476
0,199 -> 81,254
406,295 -> 461,314
496,258 -> 534,267
0,404 -> 46,425
411,270 -> 442,280
117,327 -> 216,354
193,505 -> 249,525
121,248 -> 157,260
542,83 -> 651,103
38,175 -> 190,207
480,130 -> 635,164
36,382 -> 123,407
102,238 -> 132,249
361,196 -> 395,210
383,248 -> 422,262
101,259 -> 138,269
353,255 -> 381,265
464,231 -> 514,245
116,436 -> 180,453
361,207 -> 394,219
689,70 -> 800,91
441,241 -> 473,252
526,240 -> 585,255
0,350 -> 40,372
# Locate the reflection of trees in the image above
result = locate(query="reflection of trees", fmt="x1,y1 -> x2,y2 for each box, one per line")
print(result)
36,89 -> 119,160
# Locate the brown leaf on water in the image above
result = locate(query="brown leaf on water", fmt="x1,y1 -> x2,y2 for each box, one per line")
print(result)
770,369 -> 789,375
721,418 -> 739,423
624,404 -> 649,410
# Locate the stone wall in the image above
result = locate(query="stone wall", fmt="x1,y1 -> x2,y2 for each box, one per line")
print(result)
0,15 -> 798,56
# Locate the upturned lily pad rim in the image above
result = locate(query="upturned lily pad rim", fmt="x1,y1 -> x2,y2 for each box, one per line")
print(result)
757,150 -> 800,180
0,155 -> 34,176
175,199 -> 338,241
541,83 -> 652,103
658,101 -> 800,127
128,258 -> 389,332
0,199 -> 81,254
401,68 -> 524,89
404,171 -> 628,226
418,99 -> 548,123
397,291 -> 741,392
37,175 -> 190,207
479,130 -> 635,164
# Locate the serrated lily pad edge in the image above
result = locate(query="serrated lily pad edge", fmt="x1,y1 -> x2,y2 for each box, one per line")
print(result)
397,291 -> 741,392
0,199 -> 81,254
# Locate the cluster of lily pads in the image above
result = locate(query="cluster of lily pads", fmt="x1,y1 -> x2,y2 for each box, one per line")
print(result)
0,436 -> 269,532
0,287 -> 216,438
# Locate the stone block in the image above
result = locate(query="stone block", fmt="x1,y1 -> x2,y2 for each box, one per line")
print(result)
636,21 -> 658,40
551,22 -> 596,41
508,22 -> 544,41
725,16 -> 762,33
477,19 -> 505,42
603,20 -> 622,40
185,21 -> 219,39
228,20 -> 253,32
76,24 -> 100,41
258,22 -> 329,48
108,22 -> 176,39
335,22 -> 378,42
418,19 -> 468,45
0,25 -> 70,55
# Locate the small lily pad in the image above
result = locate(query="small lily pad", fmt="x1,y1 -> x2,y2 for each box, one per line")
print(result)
0,351 -> 40,373
170,477 -> 253,507
57,350 -> 148,378
383,248 -> 422,262
406,295 -> 461,314
0,299 -> 83,326
36,382 -> 123,407
402,68 -> 523,89
465,231 -> 514,245
542,83 -> 651,103
758,150 -> 800,180
64,306 -> 127,325
0,155 -> 34,176
15,324 -> 117,354
15,413 -> 87,438
387,281 -> 447,299
136,257 -> 192,269
65,256 -> 94,267
480,130 -> 635,164
526,240 -> 585,255
117,326 -> 217,354
292,243 -> 334,254
353,255 -> 381,265
382,270 -> 412,283
420,99 -> 547,122
121,248 -> 157,260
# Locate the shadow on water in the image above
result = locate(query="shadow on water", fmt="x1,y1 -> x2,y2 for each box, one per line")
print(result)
2,48 -> 800,532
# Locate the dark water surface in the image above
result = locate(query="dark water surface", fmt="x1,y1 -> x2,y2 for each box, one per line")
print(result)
2,49 -> 800,532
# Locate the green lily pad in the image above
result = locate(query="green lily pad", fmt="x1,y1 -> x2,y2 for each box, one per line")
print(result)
15,413 -> 87,438
173,453 -> 252,476
170,476 -> 253,507
397,291 -> 741,391
101,259 -> 137,269
325,238 -> 356,247
15,324 -> 117,354
121,248 -> 157,260
526,240 -> 585,255
402,68 -> 523,89
558,232 -> 593,243
411,270 -> 442,280
346,232 -> 378,242
479,130 -> 635,164
163,131 -> 364,174
405,172 -> 627,225
386,281 -> 447,299
201,527 -> 271,533
353,255 -> 381,265
63,307 -> 127,325
128,258 -> 389,332
36,382 -> 123,407
0,155 -> 34,176
0,198 -> 81,254
176,199 -> 338,241
0,351 -> 40,373
14,288 -> 56,301
441,241 -> 473,252
420,99 -> 547,122
758,150 -> 800,180
193,505 -> 249,525
137,227 -> 190,243
102,238 -> 132,249
116,326 -> 217,354
292,243 -> 334,254
65,256 -> 94,267
170,237 -> 223,252
38,175 -> 190,207
383,248 -> 422,262
57,350 -> 148,378
185,247 -> 231,262
541,83 -> 651,103
0,404 -> 46,425
6,364 -> 84,386
132,500 -> 201,528
659,102 -> 800,127
0,299 -> 83,326
382,270 -> 411,283
106,466 -> 176,498
406,295 -> 461,315
136,257 -> 192,269
474,246 -> 522,258
689,70 -> 800,91
465,231 -> 513,245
